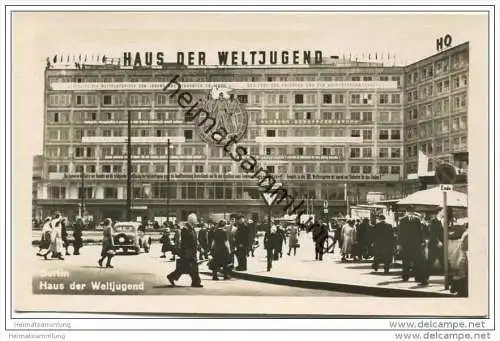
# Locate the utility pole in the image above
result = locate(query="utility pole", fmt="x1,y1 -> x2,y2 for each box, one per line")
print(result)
126,110 -> 132,221
80,169 -> 85,217
166,138 -> 171,223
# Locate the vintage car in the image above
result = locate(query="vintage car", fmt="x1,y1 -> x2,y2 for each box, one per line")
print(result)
112,222 -> 151,254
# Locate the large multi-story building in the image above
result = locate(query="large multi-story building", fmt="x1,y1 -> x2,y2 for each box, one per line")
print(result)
34,43 -> 468,222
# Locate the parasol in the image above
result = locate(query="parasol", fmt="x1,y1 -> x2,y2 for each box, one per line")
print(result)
397,187 -> 468,208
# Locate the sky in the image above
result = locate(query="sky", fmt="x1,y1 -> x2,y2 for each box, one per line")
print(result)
11,11 -> 488,158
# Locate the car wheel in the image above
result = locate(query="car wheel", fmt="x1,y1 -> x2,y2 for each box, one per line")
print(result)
134,247 -> 140,254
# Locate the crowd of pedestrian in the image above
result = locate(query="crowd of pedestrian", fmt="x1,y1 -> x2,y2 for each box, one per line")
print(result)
303,206 -> 468,296
36,212 -> 84,260
34,207 -> 469,296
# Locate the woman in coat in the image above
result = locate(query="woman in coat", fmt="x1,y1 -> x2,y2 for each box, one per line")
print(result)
341,220 -> 356,261
451,223 -> 468,296
210,221 -> 231,280
73,217 -> 84,255
98,218 -> 115,268
287,224 -> 300,256
37,217 -> 52,258
49,215 -> 64,260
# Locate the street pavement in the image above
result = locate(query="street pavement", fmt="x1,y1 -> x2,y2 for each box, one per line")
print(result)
32,243 -> 365,296
235,232 -> 453,297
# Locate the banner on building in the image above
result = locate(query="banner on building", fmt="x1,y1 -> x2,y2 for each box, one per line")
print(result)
51,81 -> 398,91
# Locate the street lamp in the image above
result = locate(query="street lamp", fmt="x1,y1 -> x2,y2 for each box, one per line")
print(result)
80,169 -> 85,217
222,167 -> 231,220
166,136 -> 185,223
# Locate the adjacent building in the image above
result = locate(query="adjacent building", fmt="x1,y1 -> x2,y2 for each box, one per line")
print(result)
34,42 -> 469,222
32,155 -> 43,222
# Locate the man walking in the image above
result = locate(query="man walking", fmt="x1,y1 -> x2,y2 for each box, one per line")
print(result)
312,219 -> 329,261
197,223 -> 210,260
73,217 -> 84,255
398,207 -> 428,284
264,224 -> 279,272
235,215 -> 249,271
371,215 -> 395,273
167,213 -> 203,288
426,211 -> 445,272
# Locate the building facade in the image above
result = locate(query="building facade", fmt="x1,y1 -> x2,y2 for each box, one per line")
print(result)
34,43 -> 468,222
32,155 -> 43,222
404,42 -> 469,178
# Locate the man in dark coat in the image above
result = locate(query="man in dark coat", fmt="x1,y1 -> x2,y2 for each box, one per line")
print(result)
331,219 -> 342,254
167,213 -> 203,288
264,224 -> 280,271
73,217 -> 84,255
426,212 -> 445,271
247,219 -> 257,257
170,224 -> 181,261
234,215 -> 249,271
138,217 -> 148,233
356,218 -> 371,259
371,215 -> 395,273
61,218 -> 71,256
211,221 -> 231,280
311,219 -> 329,261
398,208 -> 428,284
277,225 -> 287,258
197,223 -> 210,260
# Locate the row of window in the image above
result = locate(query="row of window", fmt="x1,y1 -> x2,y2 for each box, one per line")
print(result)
406,93 -> 467,115
405,135 -> 467,156
47,125 -> 403,142
48,109 -> 404,124
405,52 -> 468,85
48,138 -> 404,159
406,116 -> 467,139
46,162 -> 402,178
48,176 -> 402,200
47,92 -> 403,107
407,77 -> 467,103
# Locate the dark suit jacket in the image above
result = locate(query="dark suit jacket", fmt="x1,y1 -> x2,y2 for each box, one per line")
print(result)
398,215 -> 424,252
427,218 -> 444,248
198,228 -> 209,247
264,231 -> 279,250
180,225 -> 198,259
235,222 -> 249,247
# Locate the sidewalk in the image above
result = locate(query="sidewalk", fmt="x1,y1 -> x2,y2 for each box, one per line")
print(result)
224,234 -> 454,297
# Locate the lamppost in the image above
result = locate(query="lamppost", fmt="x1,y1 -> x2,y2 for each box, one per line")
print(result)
126,110 -> 132,221
79,169 -> 85,217
166,137 -> 185,223
222,167 -> 231,220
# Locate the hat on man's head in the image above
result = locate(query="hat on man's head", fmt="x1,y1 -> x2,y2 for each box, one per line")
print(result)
44,216 -> 52,222
104,218 -> 112,226
378,215 -> 386,221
